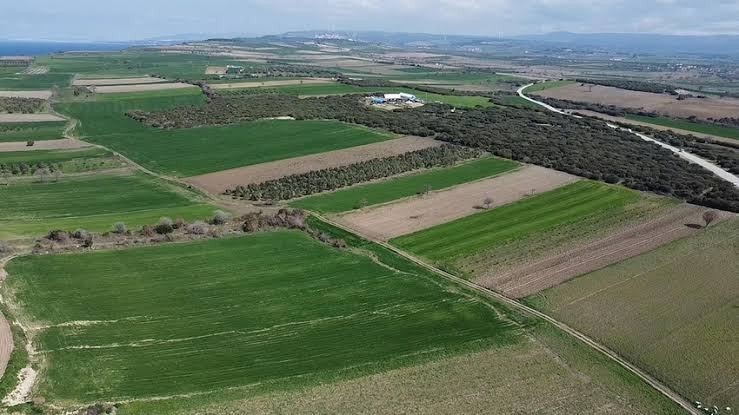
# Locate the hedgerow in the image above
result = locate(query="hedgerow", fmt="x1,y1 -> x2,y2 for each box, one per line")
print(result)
127,94 -> 739,212
228,145 -> 482,201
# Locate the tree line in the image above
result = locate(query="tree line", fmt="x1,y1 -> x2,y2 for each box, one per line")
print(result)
228,145 -> 482,201
127,93 -> 739,212
0,97 -> 46,114
574,78 -> 678,95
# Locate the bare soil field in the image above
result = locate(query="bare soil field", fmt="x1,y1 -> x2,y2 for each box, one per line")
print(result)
0,90 -> 52,99
535,83 -> 739,120
574,110 -> 737,145
92,83 -> 198,94
336,165 -> 578,240
210,78 -> 334,90
0,138 -> 89,152
72,77 -> 166,86
186,136 -> 442,194
479,204 -> 720,298
0,114 -> 65,123
205,66 -> 227,75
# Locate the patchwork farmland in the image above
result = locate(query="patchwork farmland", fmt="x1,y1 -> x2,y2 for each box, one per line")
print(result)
0,43 -> 734,415
337,165 -> 577,240
527,218 -> 739,412
0,171 -> 213,240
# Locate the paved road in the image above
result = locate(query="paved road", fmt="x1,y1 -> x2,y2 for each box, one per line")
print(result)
518,83 -> 739,188
316,214 -> 702,415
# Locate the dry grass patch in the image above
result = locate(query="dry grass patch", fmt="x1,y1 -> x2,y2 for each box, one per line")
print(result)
336,165 -> 577,240
92,83 -> 198,94
210,78 -> 335,90
72,77 -> 167,86
186,136 -> 442,194
0,138 -> 88,152
0,91 -> 52,100
0,114 -> 65,123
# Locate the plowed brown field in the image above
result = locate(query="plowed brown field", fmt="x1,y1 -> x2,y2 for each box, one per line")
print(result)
186,136 -> 443,194
336,165 -> 577,240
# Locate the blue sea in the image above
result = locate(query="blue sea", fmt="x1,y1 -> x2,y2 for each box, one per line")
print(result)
0,40 -> 133,56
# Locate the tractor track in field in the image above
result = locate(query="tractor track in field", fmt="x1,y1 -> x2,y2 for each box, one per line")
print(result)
314,213 -> 702,415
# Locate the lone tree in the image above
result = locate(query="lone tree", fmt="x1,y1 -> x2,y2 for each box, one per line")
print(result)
112,222 -> 127,234
483,197 -> 494,209
702,211 -> 719,228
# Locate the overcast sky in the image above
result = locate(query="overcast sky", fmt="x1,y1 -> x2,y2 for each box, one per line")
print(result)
2,0 -> 738,41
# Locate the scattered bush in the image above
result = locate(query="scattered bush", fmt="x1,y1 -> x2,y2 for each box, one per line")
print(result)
155,217 -> 174,235
112,222 -> 127,234
0,97 -> 46,114
0,241 -> 12,255
211,210 -> 231,225
46,230 -> 70,243
186,221 -> 209,235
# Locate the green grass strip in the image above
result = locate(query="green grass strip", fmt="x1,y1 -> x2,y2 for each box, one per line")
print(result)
625,114 -> 739,140
392,181 -> 638,261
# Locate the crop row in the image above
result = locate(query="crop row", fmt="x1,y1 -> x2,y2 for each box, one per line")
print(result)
228,144 -> 482,201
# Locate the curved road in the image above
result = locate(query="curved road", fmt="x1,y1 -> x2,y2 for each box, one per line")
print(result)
314,215 -> 702,415
517,84 -> 739,188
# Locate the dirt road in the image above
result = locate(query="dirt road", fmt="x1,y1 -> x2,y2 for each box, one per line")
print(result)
316,214 -> 702,415
0,114 -> 65,123
519,84 -> 739,188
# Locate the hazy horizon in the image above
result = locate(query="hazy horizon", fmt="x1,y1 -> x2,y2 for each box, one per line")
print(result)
2,0 -> 738,42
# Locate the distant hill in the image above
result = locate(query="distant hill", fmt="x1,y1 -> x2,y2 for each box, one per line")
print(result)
515,32 -> 739,56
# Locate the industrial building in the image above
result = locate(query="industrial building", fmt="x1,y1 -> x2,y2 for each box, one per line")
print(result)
370,92 -> 419,104
0,56 -> 33,67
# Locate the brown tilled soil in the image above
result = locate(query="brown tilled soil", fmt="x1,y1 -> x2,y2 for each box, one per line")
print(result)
336,165 -> 578,241
93,83 -> 197,94
72,77 -> 166,86
574,110 -> 738,145
0,138 -> 89,152
535,83 -> 739,120
0,90 -> 52,99
477,204 -> 726,298
185,136 -> 443,194
205,66 -> 227,75
0,113 -> 65,123
210,78 -> 334,90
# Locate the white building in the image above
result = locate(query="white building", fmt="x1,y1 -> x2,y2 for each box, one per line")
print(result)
383,92 -> 417,103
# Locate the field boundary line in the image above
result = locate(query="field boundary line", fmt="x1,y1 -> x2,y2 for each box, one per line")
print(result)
313,213 -> 701,415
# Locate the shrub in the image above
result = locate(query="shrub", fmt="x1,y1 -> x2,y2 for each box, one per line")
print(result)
186,221 -> 209,235
72,228 -> 90,240
26,140 -> 34,147
46,230 -> 70,243
0,241 -> 12,255
112,222 -> 127,234
174,218 -> 187,229
155,217 -> 174,235
211,210 -> 231,225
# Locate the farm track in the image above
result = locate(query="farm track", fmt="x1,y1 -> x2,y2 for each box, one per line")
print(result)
518,84 -> 739,188
314,214 -> 702,415
478,204 -> 713,298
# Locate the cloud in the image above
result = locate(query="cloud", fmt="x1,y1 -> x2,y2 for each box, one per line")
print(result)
0,0 -> 735,40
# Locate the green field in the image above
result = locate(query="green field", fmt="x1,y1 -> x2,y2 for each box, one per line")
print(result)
527,219 -> 739,411
625,114 -> 739,140
391,181 -> 640,266
56,91 -> 206,137
0,122 -> 67,142
0,172 -> 213,239
222,83 -> 494,107
0,147 -> 123,174
88,120 -> 394,177
0,73 -> 72,90
4,230 -> 518,404
524,80 -> 576,93
291,157 -> 519,213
